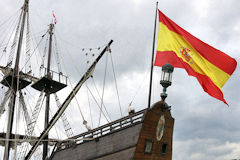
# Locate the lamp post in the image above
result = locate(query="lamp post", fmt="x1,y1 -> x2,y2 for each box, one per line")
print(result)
160,63 -> 174,101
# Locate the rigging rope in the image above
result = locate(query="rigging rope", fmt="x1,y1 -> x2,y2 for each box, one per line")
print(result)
55,34 -> 108,131
98,50 -> 108,127
23,88 -> 42,134
0,29 -> 46,50
84,45 -> 112,123
84,50 -> 111,122
0,10 -> 20,45
53,33 -> 113,129
57,45 -> 90,131
28,20 -> 49,76
17,90 -> 45,159
39,33 -> 49,76
19,90 -> 31,133
20,30 -> 48,73
84,51 -> 95,128
0,11 -> 20,62
85,83 -> 110,123
13,92 -> 21,160
91,75 -> 112,121
20,88 -> 43,160
6,10 -> 23,67
0,89 -> 11,117
0,9 -> 21,29
86,87 -> 93,128
49,107 -> 60,140
67,77 -> 90,130
84,49 -> 108,128
129,71 -> 149,107
53,34 -> 63,74
54,93 -> 74,138
0,29 -> 46,65
24,11 -> 32,74
109,50 -> 123,117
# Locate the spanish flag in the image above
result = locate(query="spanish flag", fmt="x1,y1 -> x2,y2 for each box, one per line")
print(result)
154,10 -> 237,105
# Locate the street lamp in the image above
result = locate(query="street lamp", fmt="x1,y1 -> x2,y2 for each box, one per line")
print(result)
160,63 -> 174,101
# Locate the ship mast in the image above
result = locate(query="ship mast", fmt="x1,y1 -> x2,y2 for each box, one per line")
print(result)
43,23 -> 54,160
30,22 -> 68,159
3,0 -> 30,160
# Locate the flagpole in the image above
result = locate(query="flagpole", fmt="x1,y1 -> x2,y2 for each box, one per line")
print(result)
148,1 -> 158,109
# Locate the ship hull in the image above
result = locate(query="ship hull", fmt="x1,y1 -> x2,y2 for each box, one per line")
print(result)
50,101 -> 174,160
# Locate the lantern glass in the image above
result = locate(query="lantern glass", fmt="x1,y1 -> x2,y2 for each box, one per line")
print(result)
161,63 -> 174,83
169,72 -> 172,82
161,72 -> 165,81
164,72 -> 171,81
161,71 -> 173,82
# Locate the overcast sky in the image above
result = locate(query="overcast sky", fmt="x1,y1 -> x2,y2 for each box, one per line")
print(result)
0,0 -> 240,160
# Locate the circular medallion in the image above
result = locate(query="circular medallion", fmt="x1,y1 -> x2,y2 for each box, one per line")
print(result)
156,115 -> 165,141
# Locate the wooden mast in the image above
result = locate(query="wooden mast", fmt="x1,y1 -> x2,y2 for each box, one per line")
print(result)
43,23 -> 54,160
3,0 -> 29,159
31,21 -> 67,159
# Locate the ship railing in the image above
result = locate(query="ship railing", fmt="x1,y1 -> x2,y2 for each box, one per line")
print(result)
56,108 -> 148,151
40,67 -> 68,85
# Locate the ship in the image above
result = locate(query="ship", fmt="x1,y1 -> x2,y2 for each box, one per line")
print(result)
0,0 -> 175,160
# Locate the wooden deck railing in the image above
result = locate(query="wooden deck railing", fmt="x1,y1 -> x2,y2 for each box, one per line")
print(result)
56,108 -> 147,151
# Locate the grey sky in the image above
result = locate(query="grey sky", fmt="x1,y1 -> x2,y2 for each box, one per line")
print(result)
0,0 -> 239,160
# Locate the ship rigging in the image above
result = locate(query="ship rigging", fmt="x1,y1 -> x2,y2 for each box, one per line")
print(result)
0,0 -> 122,159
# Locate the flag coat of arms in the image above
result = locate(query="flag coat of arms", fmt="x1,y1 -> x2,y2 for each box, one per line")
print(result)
154,10 -> 237,105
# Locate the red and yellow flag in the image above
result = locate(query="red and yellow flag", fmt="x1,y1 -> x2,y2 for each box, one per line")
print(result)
154,10 -> 237,105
